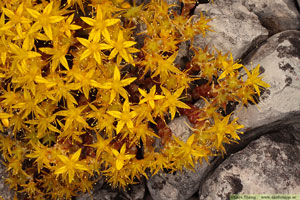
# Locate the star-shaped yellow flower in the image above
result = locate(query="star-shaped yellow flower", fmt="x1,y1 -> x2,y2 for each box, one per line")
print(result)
54,149 -> 90,183
111,144 -> 135,170
91,66 -> 136,104
76,37 -> 113,65
26,2 -> 65,40
1,3 -> 31,35
219,53 -> 243,79
104,30 -> 139,64
138,85 -> 165,109
243,64 -> 270,96
107,100 -> 137,134
60,14 -> 82,38
161,86 -> 191,120
81,5 -> 120,42
204,114 -> 244,148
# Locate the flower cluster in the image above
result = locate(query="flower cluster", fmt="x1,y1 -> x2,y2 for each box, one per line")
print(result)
0,0 -> 269,199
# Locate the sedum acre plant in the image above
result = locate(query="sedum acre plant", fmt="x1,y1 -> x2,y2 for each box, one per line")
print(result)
0,0 -> 270,199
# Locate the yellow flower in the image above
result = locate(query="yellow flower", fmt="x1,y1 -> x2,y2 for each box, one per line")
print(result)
219,53 -> 243,79
205,114 -> 244,149
150,52 -> 182,82
26,2 -> 65,40
59,14 -> 82,38
54,149 -> 90,183
8,41 -> 41,74
138,85 -> 165,109
81,5 -> 120,42
111,144 -> 135,170
77,37 -> 113,65
0,112 -> 13,130
55,105 -> 88,130
104,30 -> 139,64
12,89 -> 46,119
67,0 -> 86,14
107,100 -> 137,134
39,44 -> 70,71
173,134 -> 209,168
91,66 -> 136,104
88,134 -> 111,160
243,64 -> 270,96
1,3 -> 31,35
161,86 -> 191,120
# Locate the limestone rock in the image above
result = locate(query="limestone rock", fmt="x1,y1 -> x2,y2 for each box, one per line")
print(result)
193,1 -> 268,60
236,30 -> 300,129
147,116 -> 212,200
77,181 -> 145,200
147,162 -> 211,200
0,163 -> 15,200
241,0 -> 300,35
199,128 -> 300,200
168,116 -> 192,142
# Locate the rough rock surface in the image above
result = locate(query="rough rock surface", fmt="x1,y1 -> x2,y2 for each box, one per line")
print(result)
215,0 -> 300,35
193,1 -> 268,59
236,30 -> 300,129
77,179 -> 145,200
147,116 -> 213,200
147,162 -> 211,200
0,163 -> 15,200
199,127 -> 300,200
242,0 -> 300,35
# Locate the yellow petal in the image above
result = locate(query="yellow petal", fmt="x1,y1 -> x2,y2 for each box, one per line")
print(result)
26,8 -> 40,19
107,111 -> 122,119
77,37 -> 90,47
59,56 -> 69,70
113,66 -> 121,81
116,158 -> 124,170
121,77 -> 136,86
93,51 -> 102,65
109,49 -> 118,60
111,148 -> 119,157
57,155 -> 69,163
71,149 -> 81,161
81,17 -> 95,26
75,163 -> 89,171
2,8 -> 15,18
43,24 -> 53,40
43,2 -> 53,15
104,18 -> 120,26
116,121 -> 125,133
80,49 -> 91,61
138,88 -> 147,96
123,41 -> 136,48
49,16 -> 65,23
54,166 -> 67,174
99,43 -> 113,50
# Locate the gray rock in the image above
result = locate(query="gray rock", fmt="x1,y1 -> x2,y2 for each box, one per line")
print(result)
166,0 -> 181,14
212,0 -> 300,34
147,116 -> 213,200
0,163 -> 15,200
128,183 -> 146,200
236,30 -> 300,129
241,0 -> 300,35
199,128 -> 300,200
168,116 -> 192,142
193,1 -> 268,60
76,178 -> 105,200
77,179 -> 145,200
147,162 -> 211,200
